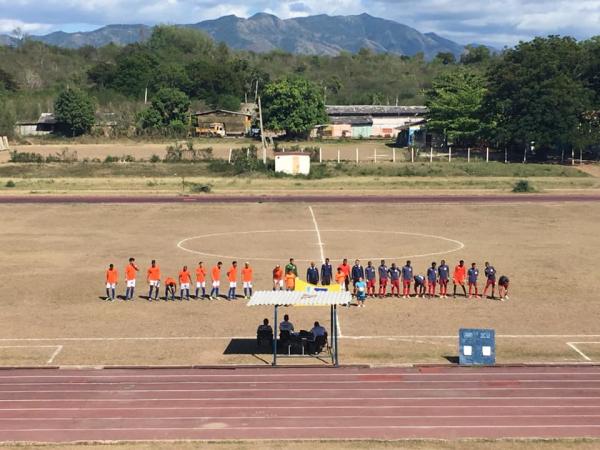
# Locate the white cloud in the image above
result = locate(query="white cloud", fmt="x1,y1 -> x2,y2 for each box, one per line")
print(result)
0,0 -> 599,45
0,19 -> 51,35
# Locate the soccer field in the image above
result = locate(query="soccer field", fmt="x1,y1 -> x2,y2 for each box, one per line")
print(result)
1,199 -> 599,367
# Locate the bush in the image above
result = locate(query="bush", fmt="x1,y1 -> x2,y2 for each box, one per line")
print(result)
164,141 -> 213,163
188,183 -> 212,193
150,154 -> 161,163
9,151 -> 44,163
46,148 -> 78,163
5,180 -> 15,188
103,154 -> 135,163
512,179 -> 536,193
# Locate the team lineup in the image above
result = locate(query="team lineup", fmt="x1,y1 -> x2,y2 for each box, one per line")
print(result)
104,257 -> 510,304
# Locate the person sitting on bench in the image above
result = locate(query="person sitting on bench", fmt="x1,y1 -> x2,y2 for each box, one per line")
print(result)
310,321 -> 328,354
256,318 -> 273,346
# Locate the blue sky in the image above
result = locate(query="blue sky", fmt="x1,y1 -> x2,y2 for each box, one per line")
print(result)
1,0 -> 599,46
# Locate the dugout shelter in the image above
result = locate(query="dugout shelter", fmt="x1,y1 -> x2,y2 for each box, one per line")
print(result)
247,291 -> 351,366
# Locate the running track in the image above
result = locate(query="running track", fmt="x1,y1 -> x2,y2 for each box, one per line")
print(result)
0,194 -> 599,204
2,366 -> 600,443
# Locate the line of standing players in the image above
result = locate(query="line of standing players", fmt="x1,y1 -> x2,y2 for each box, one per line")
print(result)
103,258 -> 255,302
298,258 -> 510,301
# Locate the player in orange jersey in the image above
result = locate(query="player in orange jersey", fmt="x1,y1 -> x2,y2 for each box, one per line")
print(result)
164,276 -> 177,301
242,262 -> 253,299
209,261 -> 222,300
124,257 -> 138,301
105,264 -> 118,301
179,265 -> 191,301
146,260 -> 161,301
285,270 -> 296,291
195,261 -> 207,299
227,261 -> 238,300
452,260 -> 467,298
272,264 -> 284,291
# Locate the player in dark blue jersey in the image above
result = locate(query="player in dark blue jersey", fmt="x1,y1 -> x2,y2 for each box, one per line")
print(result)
427,262 -> 437,298
438,260 -> 450,298
365,261 -> 377,297
413,274 -> 426,298
483,261 -> 497,299
467,262 -> 480,298
378,260 -> 389,298
401,261 -> 413,299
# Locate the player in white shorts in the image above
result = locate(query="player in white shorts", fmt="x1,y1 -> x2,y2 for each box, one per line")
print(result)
179,265 -> 192,301
124,257 -> 139,301
195,262 -> 207,299
105,263 -> 118,301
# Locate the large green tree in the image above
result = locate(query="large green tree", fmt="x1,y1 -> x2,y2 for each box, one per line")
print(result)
485,36 -> 592,158
138,87 -> 190,135
425,69 -> 487,146
262,77 -> 328,138
54,88 -> 95,136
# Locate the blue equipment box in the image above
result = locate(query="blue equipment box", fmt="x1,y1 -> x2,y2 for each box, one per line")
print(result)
459,328 -> 495,365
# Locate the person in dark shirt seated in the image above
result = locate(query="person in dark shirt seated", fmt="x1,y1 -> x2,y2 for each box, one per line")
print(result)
256,318 -> 273,346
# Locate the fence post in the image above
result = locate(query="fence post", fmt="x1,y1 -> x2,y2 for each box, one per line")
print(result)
571,148 -> 575,166
355,148 -> 359,164
393,148 -> 396,163
228,149 -> 232,164
246,148 -> 250,158
580,148 -> 583,165
504,147 -> 508,164
449,146 -> 452,163
411,147 -> 414,163
430,147 -> 433,164
319,147 -> 322,163
467,147 -> 471,163
337,149 -> 341,164
486,147 -> 490,163
374,148 -> 377,164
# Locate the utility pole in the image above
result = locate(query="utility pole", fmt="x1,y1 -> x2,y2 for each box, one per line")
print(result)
258,96 -> 267,164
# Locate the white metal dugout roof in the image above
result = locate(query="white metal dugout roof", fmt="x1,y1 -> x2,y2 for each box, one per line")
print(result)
247,291 -> 351,307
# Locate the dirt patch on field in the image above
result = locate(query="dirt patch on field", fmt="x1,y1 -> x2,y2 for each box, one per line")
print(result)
0,201 -> 599,366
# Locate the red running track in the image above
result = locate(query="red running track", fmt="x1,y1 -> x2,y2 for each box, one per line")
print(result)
1,365 -> 600,443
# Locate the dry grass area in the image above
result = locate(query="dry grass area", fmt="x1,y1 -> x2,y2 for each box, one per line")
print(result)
0,201 -> 598,367
1,139 -> 403,163
1,175 -> 599,195
3,438 -> 600,449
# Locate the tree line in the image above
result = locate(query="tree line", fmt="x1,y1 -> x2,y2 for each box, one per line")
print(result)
1,27 -> 600,159
425,36 -> 600,160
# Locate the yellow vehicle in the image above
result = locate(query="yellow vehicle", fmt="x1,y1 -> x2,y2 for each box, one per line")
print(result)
196,122 -> 226,137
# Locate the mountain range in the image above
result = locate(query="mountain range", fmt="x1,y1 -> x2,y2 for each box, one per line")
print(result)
0,13 -> 472,59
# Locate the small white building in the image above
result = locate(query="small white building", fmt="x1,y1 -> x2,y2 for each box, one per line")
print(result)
275,152 -> 311,176
14,113 -> 57,136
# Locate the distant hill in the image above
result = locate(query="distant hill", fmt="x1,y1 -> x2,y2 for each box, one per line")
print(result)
0,13 -> 468,59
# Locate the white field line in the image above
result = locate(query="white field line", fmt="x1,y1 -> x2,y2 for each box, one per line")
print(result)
308,206 -> 326,265
308,205 -> 341,338
46,345 -> 62,364
567,342 -> 600,362
176,229 -> 465,262
0,345 -> 62,365
2,334 -> 600,342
